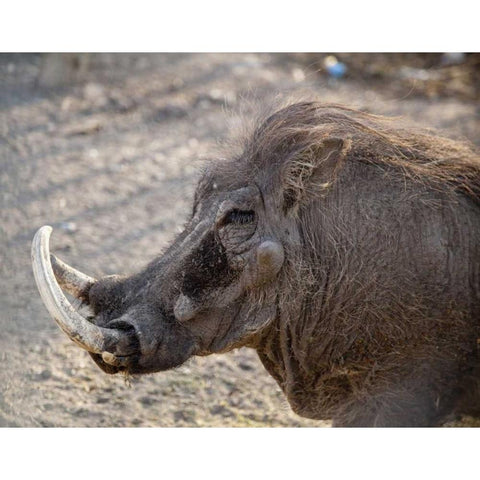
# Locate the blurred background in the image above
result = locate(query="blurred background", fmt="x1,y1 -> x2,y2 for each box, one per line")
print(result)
1,53 -> 479,427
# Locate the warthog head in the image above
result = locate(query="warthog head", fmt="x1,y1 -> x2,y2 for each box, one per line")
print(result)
33,103 -> 348,375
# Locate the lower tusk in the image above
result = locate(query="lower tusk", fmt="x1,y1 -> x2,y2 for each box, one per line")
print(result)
51,254 -> 95,301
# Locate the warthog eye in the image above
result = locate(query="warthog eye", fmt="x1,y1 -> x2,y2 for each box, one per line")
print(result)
222,209 -> 256,226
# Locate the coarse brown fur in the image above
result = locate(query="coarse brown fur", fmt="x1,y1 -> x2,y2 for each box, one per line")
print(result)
242,102 -> 480,426
80,101 -> 480,426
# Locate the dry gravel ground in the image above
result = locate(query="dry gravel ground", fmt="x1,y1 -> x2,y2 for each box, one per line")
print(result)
1,53 -> 479,427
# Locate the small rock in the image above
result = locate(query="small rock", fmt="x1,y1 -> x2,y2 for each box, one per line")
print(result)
292,68 -> 305,82
238,362 -> 254,371
87,148 -> 99,159
209,89 -> 236,105
109,90 -> 137,113
61,96 -> 75,111
151,105 -> 188,123
208,89 -> 224,102
139,396 -> 154,406
195,89 -> 236,108
35,368 -> 52,381
62,118 -> 103,136
187,138 -> 199,149
174,409 -> 196,423
83,82 -> 108,107
56,243 -> 72,252
168,77 -> 185,92
209,404 -> 234,417
74,408 -> 90,417
59,221 -> 77,234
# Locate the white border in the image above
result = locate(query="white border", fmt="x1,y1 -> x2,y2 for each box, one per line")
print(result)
2,0 -> 479,51
1,428 -> 478,479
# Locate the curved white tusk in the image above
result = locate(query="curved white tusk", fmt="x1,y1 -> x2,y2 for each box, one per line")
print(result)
31,226 -> 128,354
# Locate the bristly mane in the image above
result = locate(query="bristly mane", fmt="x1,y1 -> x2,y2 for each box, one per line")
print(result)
239,101 -> 480,202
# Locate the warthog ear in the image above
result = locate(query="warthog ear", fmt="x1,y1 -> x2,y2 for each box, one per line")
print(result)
282,137 -> 351,212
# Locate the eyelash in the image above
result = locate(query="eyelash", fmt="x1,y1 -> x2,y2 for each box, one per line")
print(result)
222,209 -> 256,226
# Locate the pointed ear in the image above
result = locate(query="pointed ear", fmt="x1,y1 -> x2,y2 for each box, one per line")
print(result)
282,137 -> 351,212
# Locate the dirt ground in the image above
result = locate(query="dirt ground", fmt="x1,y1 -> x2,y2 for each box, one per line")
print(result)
1,53 -> 479,427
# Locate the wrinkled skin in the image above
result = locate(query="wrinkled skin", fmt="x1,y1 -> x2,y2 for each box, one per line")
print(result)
87,182 -> 287,375
65,103 -> 480,426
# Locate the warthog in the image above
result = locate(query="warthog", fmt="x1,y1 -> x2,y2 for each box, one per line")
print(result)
33,102 -> 480,426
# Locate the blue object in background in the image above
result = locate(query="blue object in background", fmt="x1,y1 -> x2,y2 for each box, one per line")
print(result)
324,55 -> 347,79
